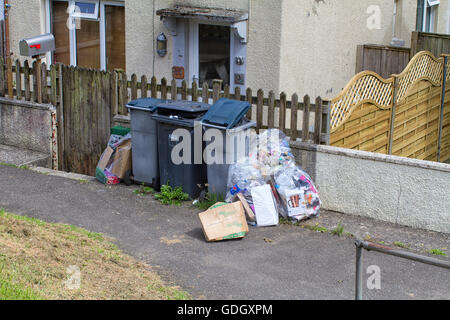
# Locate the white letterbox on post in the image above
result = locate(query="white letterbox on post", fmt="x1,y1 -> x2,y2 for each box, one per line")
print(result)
19,33 -> 55,57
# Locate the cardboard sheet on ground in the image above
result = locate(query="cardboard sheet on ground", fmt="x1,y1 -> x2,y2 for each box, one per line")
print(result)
198,202 -> 249,242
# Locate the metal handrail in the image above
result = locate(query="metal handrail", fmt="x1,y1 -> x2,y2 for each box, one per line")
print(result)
355,240 -> 450,300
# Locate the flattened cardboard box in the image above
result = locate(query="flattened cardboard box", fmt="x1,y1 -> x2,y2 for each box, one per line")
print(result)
198,202 -> 249,242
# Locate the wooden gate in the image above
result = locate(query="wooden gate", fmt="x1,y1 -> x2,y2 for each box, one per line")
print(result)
60,66 -> 113,176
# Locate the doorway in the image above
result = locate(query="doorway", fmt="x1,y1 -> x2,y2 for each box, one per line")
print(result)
198,24 -> 230,88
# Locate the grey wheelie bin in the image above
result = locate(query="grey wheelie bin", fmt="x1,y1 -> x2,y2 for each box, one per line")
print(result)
151,101 -> 210,198
201,98 -> 254,199
126,98 -> 166,188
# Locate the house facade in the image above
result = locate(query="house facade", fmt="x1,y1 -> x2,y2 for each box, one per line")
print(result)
5,0 -> 450,98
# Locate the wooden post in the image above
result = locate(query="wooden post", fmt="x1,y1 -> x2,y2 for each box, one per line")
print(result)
181,80 -> 188,100
0,57 -> 5,96
314,97 -> 323,144
212,79 -> 222,103
34,56 -> 42,103
140,75 -> 147,98
192,80 -> 198,102
256,89 -> 264,133
245,88 -> 252,119
15,59 -> 22,99
437,55 -> 448,162
150,76 -> 157,98
110,71 -> 118,116
171,79 -> 177,100
23,60 -> 30,101
290,93 -> 299,140
267,91 -> 275,129
202,82 -> 209,103
279,92 -> 287,134
130,73 -> 138,101
7,56 -> 13,98
302,95 -> 310,142
161,78 -> 167,99
57,64 -> 65,171
388,77 -> 399,155
41,62 -> 48,103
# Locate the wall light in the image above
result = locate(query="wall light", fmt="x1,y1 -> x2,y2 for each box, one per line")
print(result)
157,33 -> 167,57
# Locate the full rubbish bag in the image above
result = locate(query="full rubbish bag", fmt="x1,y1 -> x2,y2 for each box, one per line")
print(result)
225,128 -> 321,223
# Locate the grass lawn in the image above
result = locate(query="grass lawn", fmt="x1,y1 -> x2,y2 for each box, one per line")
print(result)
0,209 -> 190,300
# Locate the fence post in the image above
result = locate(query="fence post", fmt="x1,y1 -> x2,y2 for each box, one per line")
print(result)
7,56 -> 13,98
388,76 -> 399,155
313,97 -> 323,144
437,55 -> 448,162
212,79 -> 222,103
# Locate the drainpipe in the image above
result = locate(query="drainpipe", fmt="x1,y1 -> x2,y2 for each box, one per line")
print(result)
390,0 -> 405,47
4,0 -> 10,58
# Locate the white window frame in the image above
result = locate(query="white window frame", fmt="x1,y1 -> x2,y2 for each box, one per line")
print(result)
71,0 -> 99,21
421,0 -> 439,32
46,0 -> 124,70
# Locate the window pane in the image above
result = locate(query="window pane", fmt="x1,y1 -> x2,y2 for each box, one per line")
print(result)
52,1 -> 70,65
105,5 -> 126,71
75,2 -> 96,14
76,19 -> 100,69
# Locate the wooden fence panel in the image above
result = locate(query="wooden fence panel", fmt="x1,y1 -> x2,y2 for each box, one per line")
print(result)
331,51 -> 449,163
440,79 -> 450,162
411,31 -> 450,58
356,44 -> 411,78
392,80 -> 442,161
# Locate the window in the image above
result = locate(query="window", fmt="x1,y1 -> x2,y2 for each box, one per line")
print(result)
72,1 -> 99,20
417,0 -> 440,32
48,0 -> 125,71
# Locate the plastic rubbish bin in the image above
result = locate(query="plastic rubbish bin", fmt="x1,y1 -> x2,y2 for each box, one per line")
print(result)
151,101 -> 210,198
126,97 -> 166,188
201,99 -> 254,199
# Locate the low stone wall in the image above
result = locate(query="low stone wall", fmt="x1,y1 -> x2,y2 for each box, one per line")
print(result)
0,97 -> 56,168
290,142 -> 450,234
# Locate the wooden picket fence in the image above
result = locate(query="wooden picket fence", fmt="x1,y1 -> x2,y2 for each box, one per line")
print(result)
330,51 -> 450,163
0,57 -> 330,176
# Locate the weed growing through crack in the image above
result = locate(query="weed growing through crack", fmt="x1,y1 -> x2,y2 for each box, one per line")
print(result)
331,224 -> 344,237
154,183 -> 189,206
394,241 -> 409,249
133,183 -> 154,196
427,249 -> 447,256
194,193 -> 224,211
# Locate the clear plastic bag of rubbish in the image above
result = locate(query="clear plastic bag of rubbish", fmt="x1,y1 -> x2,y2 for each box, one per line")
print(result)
274,164 -> 321,221
255,129 -> 296,177
225,160 -> 266,204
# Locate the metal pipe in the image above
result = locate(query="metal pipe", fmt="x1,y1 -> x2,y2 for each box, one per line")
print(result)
355,240 -> 450,270
437,55 -> 448,162
355,244 -> 363,300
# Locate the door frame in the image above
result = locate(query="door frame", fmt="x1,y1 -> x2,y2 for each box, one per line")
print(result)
187,19 -> 237,90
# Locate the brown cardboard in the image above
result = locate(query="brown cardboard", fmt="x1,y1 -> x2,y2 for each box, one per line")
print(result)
198,202 -> 249,242
97,146 -> 114,170
236,193 -> 256,222
111,139 -> 132,179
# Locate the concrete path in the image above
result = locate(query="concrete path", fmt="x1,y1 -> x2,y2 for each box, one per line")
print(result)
0,165 -> 449,300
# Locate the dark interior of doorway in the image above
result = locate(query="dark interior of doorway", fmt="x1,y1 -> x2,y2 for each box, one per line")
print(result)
199,24 -> 230,89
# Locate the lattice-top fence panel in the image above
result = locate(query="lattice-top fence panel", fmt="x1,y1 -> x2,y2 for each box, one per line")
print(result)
329,72 -> 394,131
396,51 -> 444,103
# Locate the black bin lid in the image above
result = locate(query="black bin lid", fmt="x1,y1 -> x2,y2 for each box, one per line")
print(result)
155,101 -> 210,114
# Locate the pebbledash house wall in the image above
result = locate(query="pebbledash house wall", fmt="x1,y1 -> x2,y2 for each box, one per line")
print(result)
7,0 -> 449,99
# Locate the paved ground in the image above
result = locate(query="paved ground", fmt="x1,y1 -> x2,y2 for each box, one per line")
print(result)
0,164 -> 449,300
